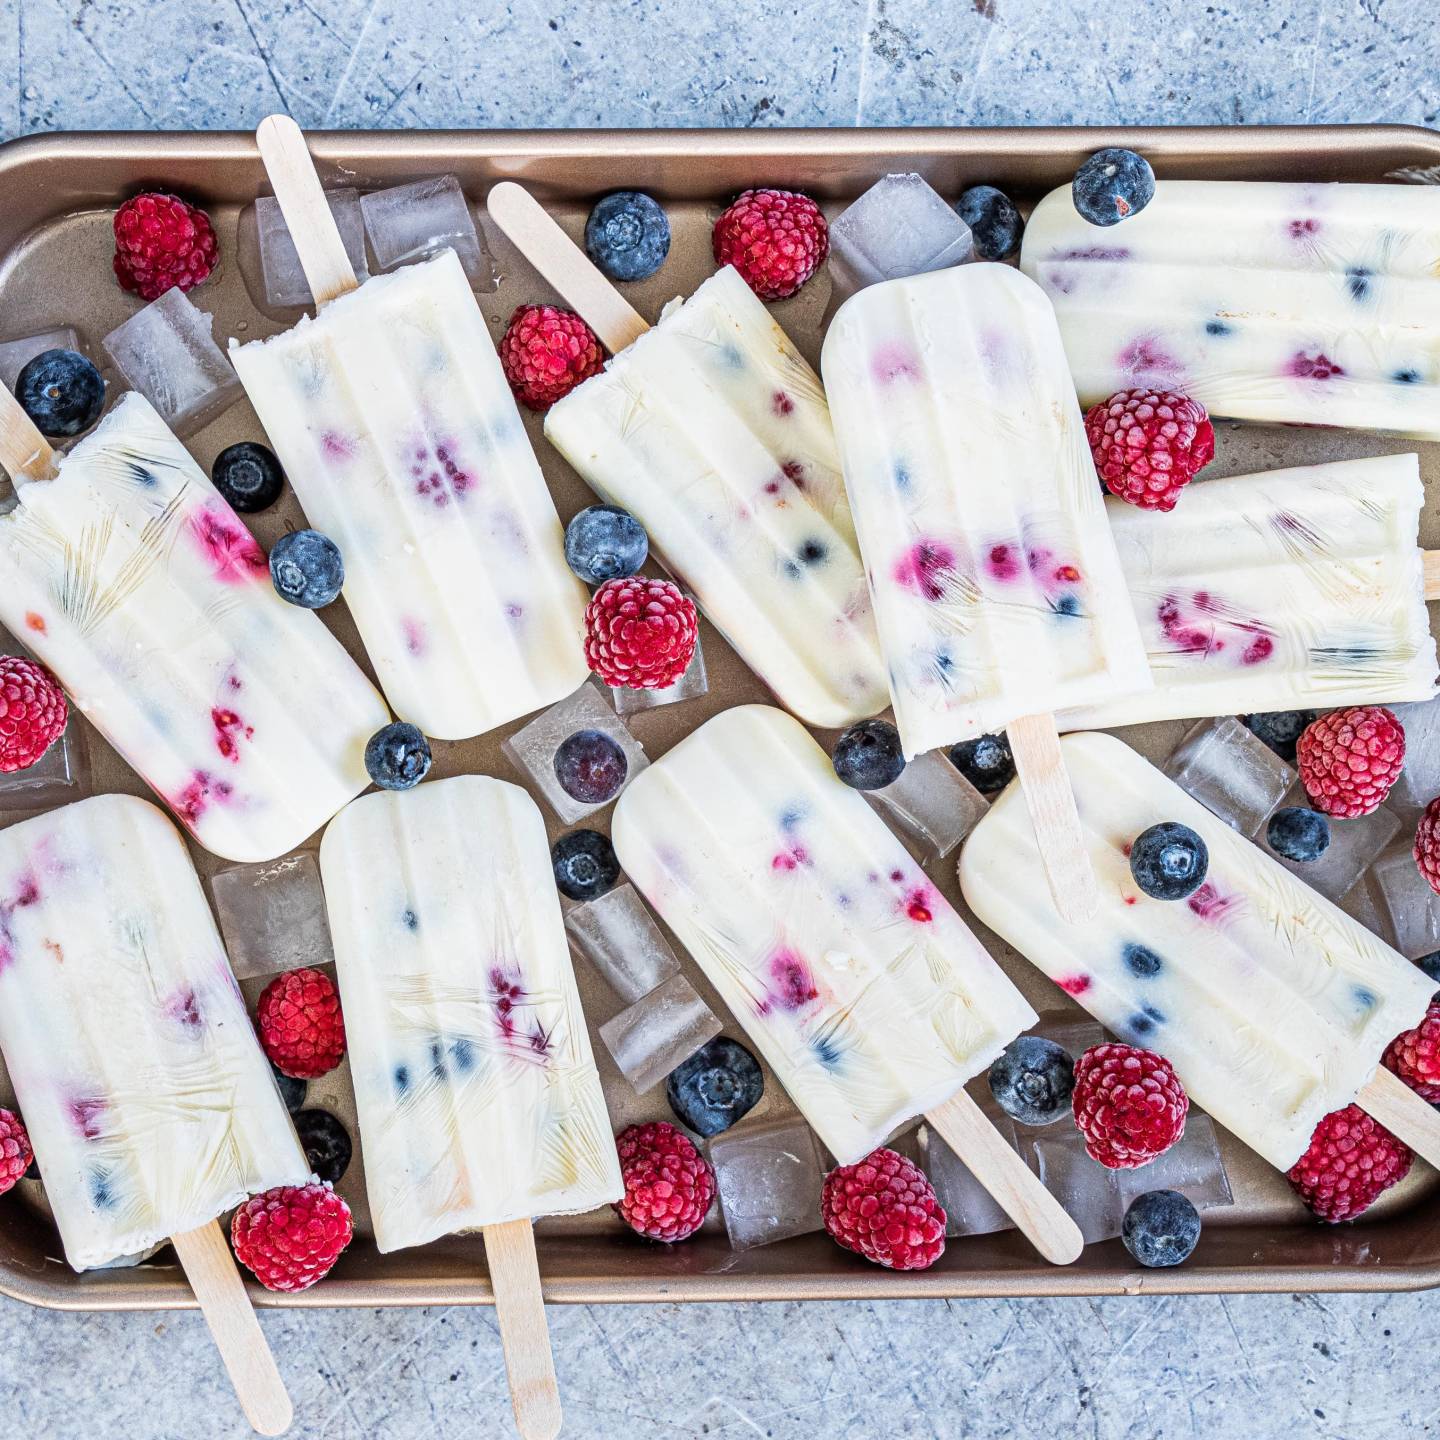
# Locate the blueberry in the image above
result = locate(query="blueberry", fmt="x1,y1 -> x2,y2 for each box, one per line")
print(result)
1243,709 -> 1317,763
564,504 -> 649,584
988,1034 -> 1075,1126
212,441 -> 285,513
16,349 -> 105,437
1072,148 -> 1156,227
22,1157 -> 39,1182
271,1062 -> 307,1113
585,191 -> 671,282
831,718 -> 906,791
1121,1189 -> 1201,1268
1394,368 -> 1422,385
554,729 -> 628,805
1123,943 -> 1163,978
955,184 -> 1024,261
666,1036 -> 764,1137
1267,806 -> 1331,863
551,829 -> 621,901
1129,822 -> 1208,901
365,721 -> 432,791
269,528 -> 344,608
949,732 -> 1015,795
1415,951 -> 1440,988
294,1108 -> 352,1185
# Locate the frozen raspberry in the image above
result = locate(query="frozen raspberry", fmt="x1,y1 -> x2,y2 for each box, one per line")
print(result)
0,1109 -> 33,1197
1384,999 -> 1440,1102
255,968 -> 346,1079
1083,388 -> 1215,510
614,1121 -> 715,1242
0,656 -> 68,774
1297,706 -> 1405,818
1071,1043 -> 1189,1169
112,192 -> 218,301
1286,1104 -> 1412,1222
1416,798 -> 1440,897
231,1181 -> 353,1292
584,577 -> 699,689
499,304 -> 604,411
822,1147 -> 946,1271
712,188 -> 829,300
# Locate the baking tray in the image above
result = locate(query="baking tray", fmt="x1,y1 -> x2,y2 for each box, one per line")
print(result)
0,124 -> 1437,1310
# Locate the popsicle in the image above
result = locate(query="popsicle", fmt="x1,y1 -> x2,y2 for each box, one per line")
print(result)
1020,179 -> 1440,440
959,731 -> 1440,1175
0,386 -> 388,863
1059,453 -> 1440,731
485,181 -> 891,731
320,774 -> 623,1437
229,117 -> 589,740
0,794 -> 310,1433
611,704 -> 1084,1265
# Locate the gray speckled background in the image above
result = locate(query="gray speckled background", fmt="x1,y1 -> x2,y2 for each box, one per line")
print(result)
2,3 -> 1439,1437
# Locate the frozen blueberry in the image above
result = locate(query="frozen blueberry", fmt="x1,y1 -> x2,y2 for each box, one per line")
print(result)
365,721 -> 432,791
988,1034 -> 1075,1126
949,732 -> 1014,795
271,1063 -> 307,1113
1243,709 -> 1317,763
955,184 -> 1024,261
564,504 -> 649,584
554,728 -> 628,805
1072,148 -> 1155,227
294,1109 -> 352,1185
666,1036 -> 764,1138
1121,1189 -> 1201,1268
1416,952 -> 1440,989
1267,806 -> 1331,863
212,441 -> 285,513
269,528 -> 344,608
1129,821 -> 1208,901
831,718 -> 906,791
551,829 -> 621,901
585,191 -> 671,282
16,349 -> 106,437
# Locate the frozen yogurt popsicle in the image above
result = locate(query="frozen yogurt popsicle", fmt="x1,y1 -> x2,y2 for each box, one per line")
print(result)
1020,180 -> 1440,440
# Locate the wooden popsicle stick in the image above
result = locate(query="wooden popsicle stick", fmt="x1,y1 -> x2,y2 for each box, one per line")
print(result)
483,1218 -> 564,1440
1358,1066 -> 1440,1170
486,181 -> 649,354
0,382 -> 56,483
171,1221 -> 293,1436
1007,712 -> 1100,924
925,1088 -> 1084,1266
1423,550 -> 1440,601
254,115 -> 360,308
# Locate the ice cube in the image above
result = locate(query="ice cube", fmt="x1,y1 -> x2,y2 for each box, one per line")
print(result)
610,635 -> 709,716
1163,716 -> 1294,838
0,720 -> 88,814
1114,1113 -> 1233,1215
102,289 -> 241,436
708,1114 -> 826,1250
918,1084 -> 1021,1239
210,850 -> 334,981
255,189 -> 369,309
359,176 -> 498,290
867,749 -> 989,862
564,882 -> 681,1004
1367,840 -> 1440,959
1340,874 -> 1387,937
1027,1012 -> 1105,1067
1261,781 -> 1400,902
0,327 -> 83,392
597,972 -> 722,1093
1026,1123 -> 1124,1245
1383,695 -> 1440,818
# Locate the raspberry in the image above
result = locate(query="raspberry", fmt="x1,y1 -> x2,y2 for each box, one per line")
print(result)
1297,706 -> 1405,818
1384,999 -> 1440,1102
1071,1043 -> 1189,1169
712,188 -> 829,300
499,304 -> 604,411
1416,798 -> 1440,897
112,192 -> 218,301
1083,388 -> 1215,511
1286,1104 -> 1412,1222
231,1181 -> 353,1292
821,1147 -> 946,1271
584,577 -> 698,689
0,1109 -> 33,1197
614,1121 -> 715,1242
0,656 -> 68,773
255,967 -> 346,1079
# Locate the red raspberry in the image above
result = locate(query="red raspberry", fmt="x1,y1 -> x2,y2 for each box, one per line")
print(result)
499,304 -> 604,411
712,188 -> 829,300
1071,1043 -> 1189,1169
0,656 -> 68,773
1297,706 -> 1404,818
255,967 -> 346,1079
821,1147 -> 946,1271
584,577 -> 699,689
1416,798 -> 1440,896
231,1180 -> 353,1292
1384,999 -> 1440,1102
1286,1104 -> 1412,1222
1083,388 -> 1215,511
614,1121 -> 715,1242
0,1109 -> 33,1197
112,192 -> 218,301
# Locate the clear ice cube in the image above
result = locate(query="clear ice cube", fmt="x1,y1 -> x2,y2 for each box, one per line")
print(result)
1113,1113 -> 1234,1215
209,850 -> 335,981
1368,840 -> 1440,959
1262,781 -> 1400,903
610,635 -> 709,716
1340,873 -> 1387,937
359,175 -> 498,290
1163,716 -> 1294,838
868,749 -> 989,862
564,882 -> 681,1003
709,1114 -> 826,1250
0,327 -> 83,392
0,720 -> 88,813
918,1086 -> 1020,1239
1027,1123 -> 1124,1245
1382,695 -> 1440,818
255,189 -> 369,309
597,972 -> 722,1093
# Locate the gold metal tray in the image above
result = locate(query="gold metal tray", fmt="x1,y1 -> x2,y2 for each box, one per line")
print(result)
1,124 -> 1437,1311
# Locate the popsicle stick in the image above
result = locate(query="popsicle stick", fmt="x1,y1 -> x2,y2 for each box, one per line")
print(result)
483,1219 -> 563,1440
486,181 -> 650,354
1359,1067 -> 1440,1170
0,382 -> 56,482
1423,549 -> 1440,601
171,1222 -> 293,1436
1007,713 -> 1100,924
925,1088 -> 1085,1266
254,114 -> 359,307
